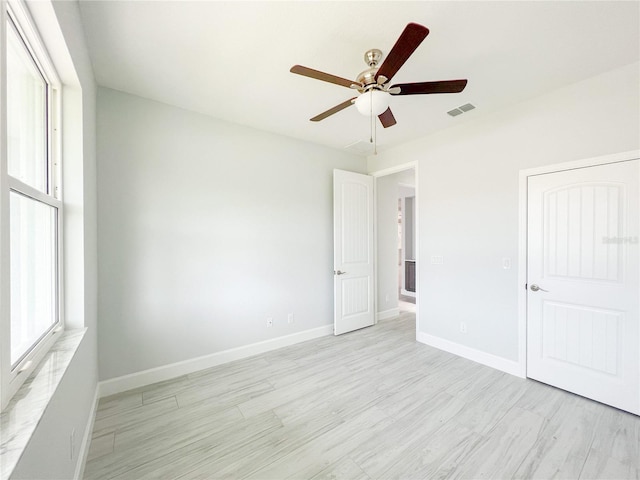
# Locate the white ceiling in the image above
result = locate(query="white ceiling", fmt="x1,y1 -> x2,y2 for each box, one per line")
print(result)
78,1 -> 639,154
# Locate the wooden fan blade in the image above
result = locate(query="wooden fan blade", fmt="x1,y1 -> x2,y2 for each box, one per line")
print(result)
375,23 -> 429,83
310,98 -> 356,122
291,65 -> 356,89
378,107 -> 397,128
391,79 -> 468,95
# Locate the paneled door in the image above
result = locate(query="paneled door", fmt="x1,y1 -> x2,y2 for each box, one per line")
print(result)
333,169 -> 375,335
527,159 -> 639,414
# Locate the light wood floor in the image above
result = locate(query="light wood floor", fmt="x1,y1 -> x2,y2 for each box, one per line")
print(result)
85,313 -> 640,479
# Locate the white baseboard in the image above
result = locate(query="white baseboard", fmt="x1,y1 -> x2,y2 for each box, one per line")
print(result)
98,325 -> 334,398
377,308 -> 400,321
401,289 -> 416,298
74,385 -> 99,480
417,332 -> 524,378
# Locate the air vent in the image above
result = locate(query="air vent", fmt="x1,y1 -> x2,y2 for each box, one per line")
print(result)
344,140 -> 374,155
448,103 -> 476,117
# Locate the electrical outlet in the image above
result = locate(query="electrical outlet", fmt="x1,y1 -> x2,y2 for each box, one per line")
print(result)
460,322 -> 467,334
385,294 -> 389,302
502,257 -> 512,270
287,313 -> 294,324
267,317 -> 273,328
431,255 -> 444,265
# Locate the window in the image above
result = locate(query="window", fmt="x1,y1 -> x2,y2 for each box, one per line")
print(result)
1,1 -> 62,411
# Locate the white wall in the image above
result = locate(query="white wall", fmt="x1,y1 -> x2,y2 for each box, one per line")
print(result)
376,169 -> 415,315
368,62 -> 640,364
402,193 -> 415,261
97,88 -> 366,381
12,1 -> 98,478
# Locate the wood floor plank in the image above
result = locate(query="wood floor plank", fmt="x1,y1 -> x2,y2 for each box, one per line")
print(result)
139,374 -> 193,405
448,372 -> 530,436
94,391 -> 142,423
511,395 -> 602,479
237,366 -> 356,419
83,314 -> 640,480
85,411 -> 282,480
243,406 -> 394,480
110,412 -> 284,480
269,370 -> 382,426
580,448 -> 637,480
308,457 -> 371,480
449,406 -> 547,479
578,403 -> 640,479
588,404 -> 640,468
177,379 -> 274,410
86,433 -> 114,462
376,418 -> 485,480
91,395 -> 178,438
113,404 -> 244,452
350,390 -> 468,478
513,377 -> 575,418
175,407 -> 346,479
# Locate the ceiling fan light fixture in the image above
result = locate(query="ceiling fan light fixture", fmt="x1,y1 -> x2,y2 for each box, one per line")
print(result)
355,90 -> 390,116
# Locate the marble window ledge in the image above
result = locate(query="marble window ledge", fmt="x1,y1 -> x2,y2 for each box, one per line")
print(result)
0,329 -> 87,479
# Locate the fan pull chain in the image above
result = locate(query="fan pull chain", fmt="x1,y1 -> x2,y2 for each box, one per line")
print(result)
374,107 -> 378,155
367,89 -> 378,155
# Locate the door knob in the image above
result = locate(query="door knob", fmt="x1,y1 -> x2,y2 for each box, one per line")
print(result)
334,270 -> 347,275
530,284 -> 549,292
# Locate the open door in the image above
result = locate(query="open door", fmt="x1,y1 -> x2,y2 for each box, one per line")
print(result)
527,159 -> 639,414
333,169 -> 375,335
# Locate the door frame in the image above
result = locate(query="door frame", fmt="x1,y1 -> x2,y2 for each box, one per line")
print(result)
370,162 -> 419,339
517,149 -> 640,378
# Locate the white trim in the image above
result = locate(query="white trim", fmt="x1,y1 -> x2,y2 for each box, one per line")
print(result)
99,325 -> 333,398
6,0 -> 61,88
74,385 -> 99,480
517,169 -> 528,378
517,149 -> 640,380
373,174 -> 378,324
417,332 -> 523,378
0,0 -> 8,414
414,162 -> 419,341
7,177 -> 63,209
377,308 -> 400,321
522,150 -> 639,178
400,288 -> 416,298
370,161 -> 418,178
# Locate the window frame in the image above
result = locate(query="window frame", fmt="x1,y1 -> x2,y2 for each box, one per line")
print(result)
0,0 -> 64,412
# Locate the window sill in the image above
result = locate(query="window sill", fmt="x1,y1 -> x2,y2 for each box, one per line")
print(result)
0,328 -> 86,479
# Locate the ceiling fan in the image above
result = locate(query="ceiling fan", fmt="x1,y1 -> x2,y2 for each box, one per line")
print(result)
290,23 -> 468,128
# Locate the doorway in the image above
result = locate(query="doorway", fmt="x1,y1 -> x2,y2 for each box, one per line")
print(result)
374,165 -> 417,323
398,189 -> 416,314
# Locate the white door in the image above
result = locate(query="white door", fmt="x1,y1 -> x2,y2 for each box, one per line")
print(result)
527,159 -> 639,414
333,169 -> 375,335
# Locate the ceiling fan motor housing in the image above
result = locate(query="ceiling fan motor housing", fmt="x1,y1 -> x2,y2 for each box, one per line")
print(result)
357,68 -> 379,88
357,49 -> 384,88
